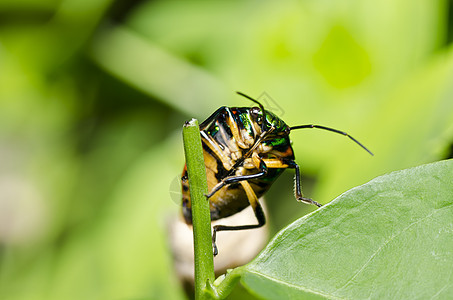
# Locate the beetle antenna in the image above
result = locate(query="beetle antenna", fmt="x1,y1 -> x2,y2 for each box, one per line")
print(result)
290,124 -> 373,156
236,91 -> 268,131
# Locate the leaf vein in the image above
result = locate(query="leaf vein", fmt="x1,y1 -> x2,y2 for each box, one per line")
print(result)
333,203 -> 453,295
245,268 -> 346,300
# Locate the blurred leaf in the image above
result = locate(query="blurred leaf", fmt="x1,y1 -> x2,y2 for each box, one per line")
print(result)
317,44 -> 453,202
0,0 -> 112,72
314,24 -> 371,89
41,132 -> 185,300
90,25 -> 229,117
0,0 -> 59,10
0,39 -> 81,300
240,159 -> 453,299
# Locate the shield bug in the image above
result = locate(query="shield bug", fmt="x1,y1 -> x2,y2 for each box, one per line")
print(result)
181,92 -> 373,256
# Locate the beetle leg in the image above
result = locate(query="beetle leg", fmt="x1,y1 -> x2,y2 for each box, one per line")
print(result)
228,127 -> 274,174
212,180 -> 265,256
201,131 -> 234,170
206,154 -> 268,199
257,158 -> 289,168
284,159 -> 322,207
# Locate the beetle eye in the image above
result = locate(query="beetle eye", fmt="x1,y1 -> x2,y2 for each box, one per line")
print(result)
251,107 -> 262,123
251,107 -> 260,116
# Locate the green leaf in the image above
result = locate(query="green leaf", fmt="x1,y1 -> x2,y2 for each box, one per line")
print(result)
240,159 -> 453,299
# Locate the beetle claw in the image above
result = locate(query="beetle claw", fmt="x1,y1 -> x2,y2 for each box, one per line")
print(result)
297,196 -> 322,207
312,200 -> 322,207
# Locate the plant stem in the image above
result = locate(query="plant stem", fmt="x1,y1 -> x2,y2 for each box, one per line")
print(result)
214,268 -> 243,299
183,119 -> 216,299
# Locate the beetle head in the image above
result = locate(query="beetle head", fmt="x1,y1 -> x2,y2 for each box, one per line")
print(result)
237,92 -> 291,137
252,108 -> 290,136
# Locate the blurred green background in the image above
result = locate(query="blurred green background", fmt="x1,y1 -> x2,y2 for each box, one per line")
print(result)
1,0 -> 453,299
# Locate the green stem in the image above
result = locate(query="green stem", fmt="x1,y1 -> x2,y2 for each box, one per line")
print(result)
183,119 -> 216,300
214,268 -> 243,299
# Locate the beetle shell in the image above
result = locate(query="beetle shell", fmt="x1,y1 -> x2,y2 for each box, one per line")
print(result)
181,106 -> 294,224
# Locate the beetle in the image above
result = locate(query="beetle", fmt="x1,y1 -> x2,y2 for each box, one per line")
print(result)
181,92 -> 373,256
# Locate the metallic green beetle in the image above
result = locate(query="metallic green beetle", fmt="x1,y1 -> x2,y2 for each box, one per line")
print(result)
182,92 -> 372,255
